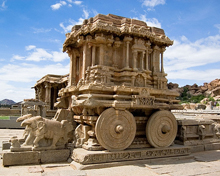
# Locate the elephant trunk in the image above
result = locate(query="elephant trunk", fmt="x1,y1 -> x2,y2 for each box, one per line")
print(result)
21,121 -> 31,127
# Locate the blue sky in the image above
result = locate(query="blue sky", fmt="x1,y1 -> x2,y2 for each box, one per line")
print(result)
1,0 -> 220,102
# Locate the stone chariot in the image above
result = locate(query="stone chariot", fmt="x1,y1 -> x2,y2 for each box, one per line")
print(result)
57,14 -> 183,152
3,14 -> 189,167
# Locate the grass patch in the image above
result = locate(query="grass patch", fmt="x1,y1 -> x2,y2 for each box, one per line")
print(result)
0,116 -> 10,120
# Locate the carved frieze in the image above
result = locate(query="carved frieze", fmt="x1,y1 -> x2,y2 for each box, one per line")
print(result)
72,147 -> 191,164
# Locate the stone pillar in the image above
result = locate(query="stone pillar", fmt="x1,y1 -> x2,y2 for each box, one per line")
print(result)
45,83 -> 51,109
70,53 -> 76,86
145,41 -> 151,71
82,44 -> 87,77
161,47 -> 165,73
99,44 -> 104,65
131,76 -> 135,86
140,51 -> 145,70
126,41 -> 130,68
67,48 -> 77,86
133,51 -> 138,70
53,86 -> 58,109
145,49 -> 149,71
123,37 -> 132,68
113,47 -> 117,68
92,45 -> 96,66
152,45 -> 160,73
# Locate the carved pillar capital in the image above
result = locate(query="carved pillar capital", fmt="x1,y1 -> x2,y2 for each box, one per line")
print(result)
113,38 -> 122,48
66,46 -> 73,57
45,82 -> 51,89
161,47 -> 166,53
123,36 -> 133,42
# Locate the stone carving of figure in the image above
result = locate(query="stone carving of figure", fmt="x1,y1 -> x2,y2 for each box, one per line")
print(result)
15,114 -> 73,150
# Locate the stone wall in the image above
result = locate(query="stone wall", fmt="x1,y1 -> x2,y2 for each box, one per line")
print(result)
0,116 -> 24,129
0,109 -> 21,116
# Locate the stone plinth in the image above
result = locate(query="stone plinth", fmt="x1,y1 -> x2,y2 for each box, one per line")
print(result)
3,149 -> 70,166
71,145 -> 191,165
175,117 -> 220,146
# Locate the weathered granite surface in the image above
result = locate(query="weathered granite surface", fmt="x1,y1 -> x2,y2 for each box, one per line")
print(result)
2,149 -> 70,166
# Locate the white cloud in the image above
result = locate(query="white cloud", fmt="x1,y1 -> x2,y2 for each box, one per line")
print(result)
51,49 -> 69,62
73,1 -> 82,5
214,24 -> 220,33
60,18 -> 84,33
60,22 -> 72,33
142,0 -> 165,7
10,55 -> 25,62
167,69 -> 220,82
180,35 -> 189,42
26,48 -> 52,61
24,46 -> 68,62
0,63 -> 69,83
58,4 -> 91,33
32,27 -> 52,33
0,80 -> 35,102
145,17 -> 161,28
164,34 -> 220,82
0,0 -> 7,10
51,1 -> 67,10
0,63 -> 69,102
92,10 -> 98,16
83,9 -> 89,19
60,1 -> 67,5
134,14 -> 161,28
51,3 -> 62,10
25,45 -> 36,51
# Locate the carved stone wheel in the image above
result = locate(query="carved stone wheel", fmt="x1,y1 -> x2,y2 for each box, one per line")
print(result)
95,108 -> 136,151
146,110 -> 177,148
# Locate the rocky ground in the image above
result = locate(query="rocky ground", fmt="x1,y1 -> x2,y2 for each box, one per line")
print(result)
168,79 -> 220,111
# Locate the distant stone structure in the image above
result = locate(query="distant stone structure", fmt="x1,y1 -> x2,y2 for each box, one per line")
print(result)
33,74 -> 68,110
19,74 -> 68,118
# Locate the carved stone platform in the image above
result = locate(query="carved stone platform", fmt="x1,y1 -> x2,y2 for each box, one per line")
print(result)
71,145 -> 191,166
2,149 -> 70,166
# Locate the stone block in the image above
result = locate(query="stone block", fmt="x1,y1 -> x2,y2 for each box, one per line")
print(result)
2,141 -> 10,150
190,145 -> 204,153
2,149 -> 71,166
40,149 -> 70,163
3,150 -> 40,166
205,143 -> 220,151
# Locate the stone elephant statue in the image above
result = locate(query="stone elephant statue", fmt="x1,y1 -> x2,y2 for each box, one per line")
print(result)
21,116 -> 73,150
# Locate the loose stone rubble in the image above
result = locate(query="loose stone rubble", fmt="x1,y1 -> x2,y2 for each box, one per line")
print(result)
2,14 -> 220,167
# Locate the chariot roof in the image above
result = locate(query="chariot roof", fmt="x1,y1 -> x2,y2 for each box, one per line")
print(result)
63,14 -> 173,52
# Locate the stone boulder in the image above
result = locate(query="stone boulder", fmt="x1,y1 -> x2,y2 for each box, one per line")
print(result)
212,87 -> 220,97
181,103 -> 190,109
196,104 -> 206,110
208,79 -> 220,90
167,82 -> 179,89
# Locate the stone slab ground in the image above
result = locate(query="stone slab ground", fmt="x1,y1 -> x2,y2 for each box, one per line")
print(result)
1,129 -> 220,175
1,151 -> 220,176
